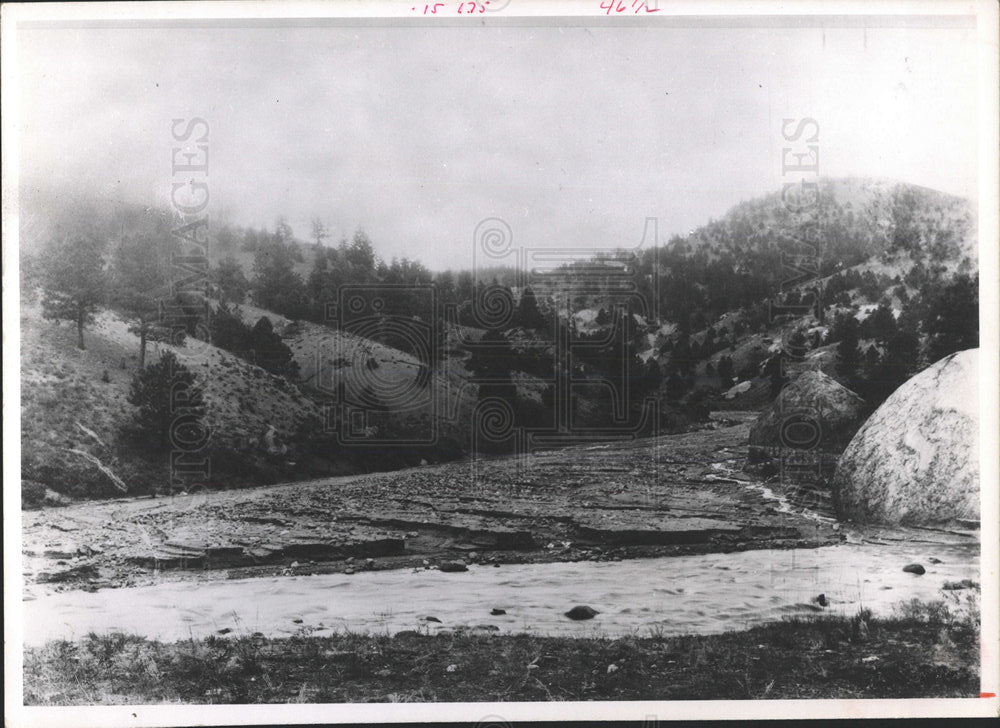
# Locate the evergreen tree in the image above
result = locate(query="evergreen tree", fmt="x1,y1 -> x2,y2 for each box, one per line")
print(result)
516,286 -> 546,330
466,328 -> 517,452
252,232 -> 308,318
247,317 -> 300,379
924,274 -> 979,362
111,235 -> 172,368
125,350 -> 206,455
41,235 -> 106,349
866,329 -> 919,405
833,311 -> 861,382
213,257 -> 250,303
717,355 -> 734,385
762,353 -> 788,399
664,369 -> 688,403
862,299 -> 897,344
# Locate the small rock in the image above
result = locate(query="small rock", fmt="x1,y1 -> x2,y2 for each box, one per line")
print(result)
345,568 -> 355,575
928,557 -> 943,564
474,624 -> 499,631
832,523 -> 840,531
292,618 -> 303,624
606,663 -> 619,674
375,668 -> 393,677
942,579 -> 977,591
424,616 -> 442,623
490,608 -> 507,616
439,560 -> 468,573
565,605 -> 600,621
527,663 -> 539,671
469,551 -> 479,560
446,664 -> 458,673
903,563 -> 926,575
408,532 -> 419,538
814,593 -> 828,607
290,561 -> 300,568
217,628 -> 232,635
365,558 -> 375,568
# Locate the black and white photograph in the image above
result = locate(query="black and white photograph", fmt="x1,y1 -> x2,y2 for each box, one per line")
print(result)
3,1 -> 998,724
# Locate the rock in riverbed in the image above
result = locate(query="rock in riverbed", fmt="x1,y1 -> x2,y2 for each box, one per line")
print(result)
942,579 -> 977,590
903,563 -> 926,575
439,560 -> 468,573
565,605 -> 600,620
749,370 -> 866,462
491,608 -> 506,616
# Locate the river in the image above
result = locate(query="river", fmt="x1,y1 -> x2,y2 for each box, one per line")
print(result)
24,541 -> 979,646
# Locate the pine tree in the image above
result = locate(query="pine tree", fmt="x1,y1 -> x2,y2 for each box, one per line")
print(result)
717,355 -> 734,385
924,274 -> 979,362
866,329 -> 919,405
833,312 -> 861,382
41,235 -> 106,349
213,257 -> 250,303
111,235 -> 172,368
466,328 -> 517,452
863,300 -> 897,344
125,351 -> 206,455
516,286 -> 546,330
247,317 -> 300,379
251,232 -> 308,318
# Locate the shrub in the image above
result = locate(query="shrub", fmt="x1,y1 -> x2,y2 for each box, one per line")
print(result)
22,480 -> 47,508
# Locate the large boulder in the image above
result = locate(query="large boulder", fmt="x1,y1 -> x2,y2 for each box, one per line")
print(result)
748,370 -> 866,462
831,348 -> 979,526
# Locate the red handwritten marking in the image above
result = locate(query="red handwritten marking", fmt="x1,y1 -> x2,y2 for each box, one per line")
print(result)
600,0 -> 660,14
982,692 -> 996,698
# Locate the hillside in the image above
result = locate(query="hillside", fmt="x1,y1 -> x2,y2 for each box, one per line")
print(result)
20,302 -> 327,500
19,176 -> 979,505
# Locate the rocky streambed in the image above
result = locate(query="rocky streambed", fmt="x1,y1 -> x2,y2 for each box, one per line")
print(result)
21,417 -> 847,594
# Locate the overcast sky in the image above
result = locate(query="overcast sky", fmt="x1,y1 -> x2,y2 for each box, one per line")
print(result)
17,19 -> 978,270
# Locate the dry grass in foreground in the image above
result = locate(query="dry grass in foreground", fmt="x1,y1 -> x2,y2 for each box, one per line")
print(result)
23,597 -> 979,704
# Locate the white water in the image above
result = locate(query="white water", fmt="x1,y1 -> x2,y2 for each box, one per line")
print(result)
24,542 -> 978,646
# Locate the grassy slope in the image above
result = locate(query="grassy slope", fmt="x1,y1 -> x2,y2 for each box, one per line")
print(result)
24,600 -> 979,704
20,301 -> 324,497
20,287 -> 485,500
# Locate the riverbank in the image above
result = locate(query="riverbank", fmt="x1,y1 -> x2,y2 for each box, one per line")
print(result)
24,598 -> 979,704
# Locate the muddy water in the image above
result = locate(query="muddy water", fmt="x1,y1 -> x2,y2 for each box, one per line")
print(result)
24,542 -> 978,647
